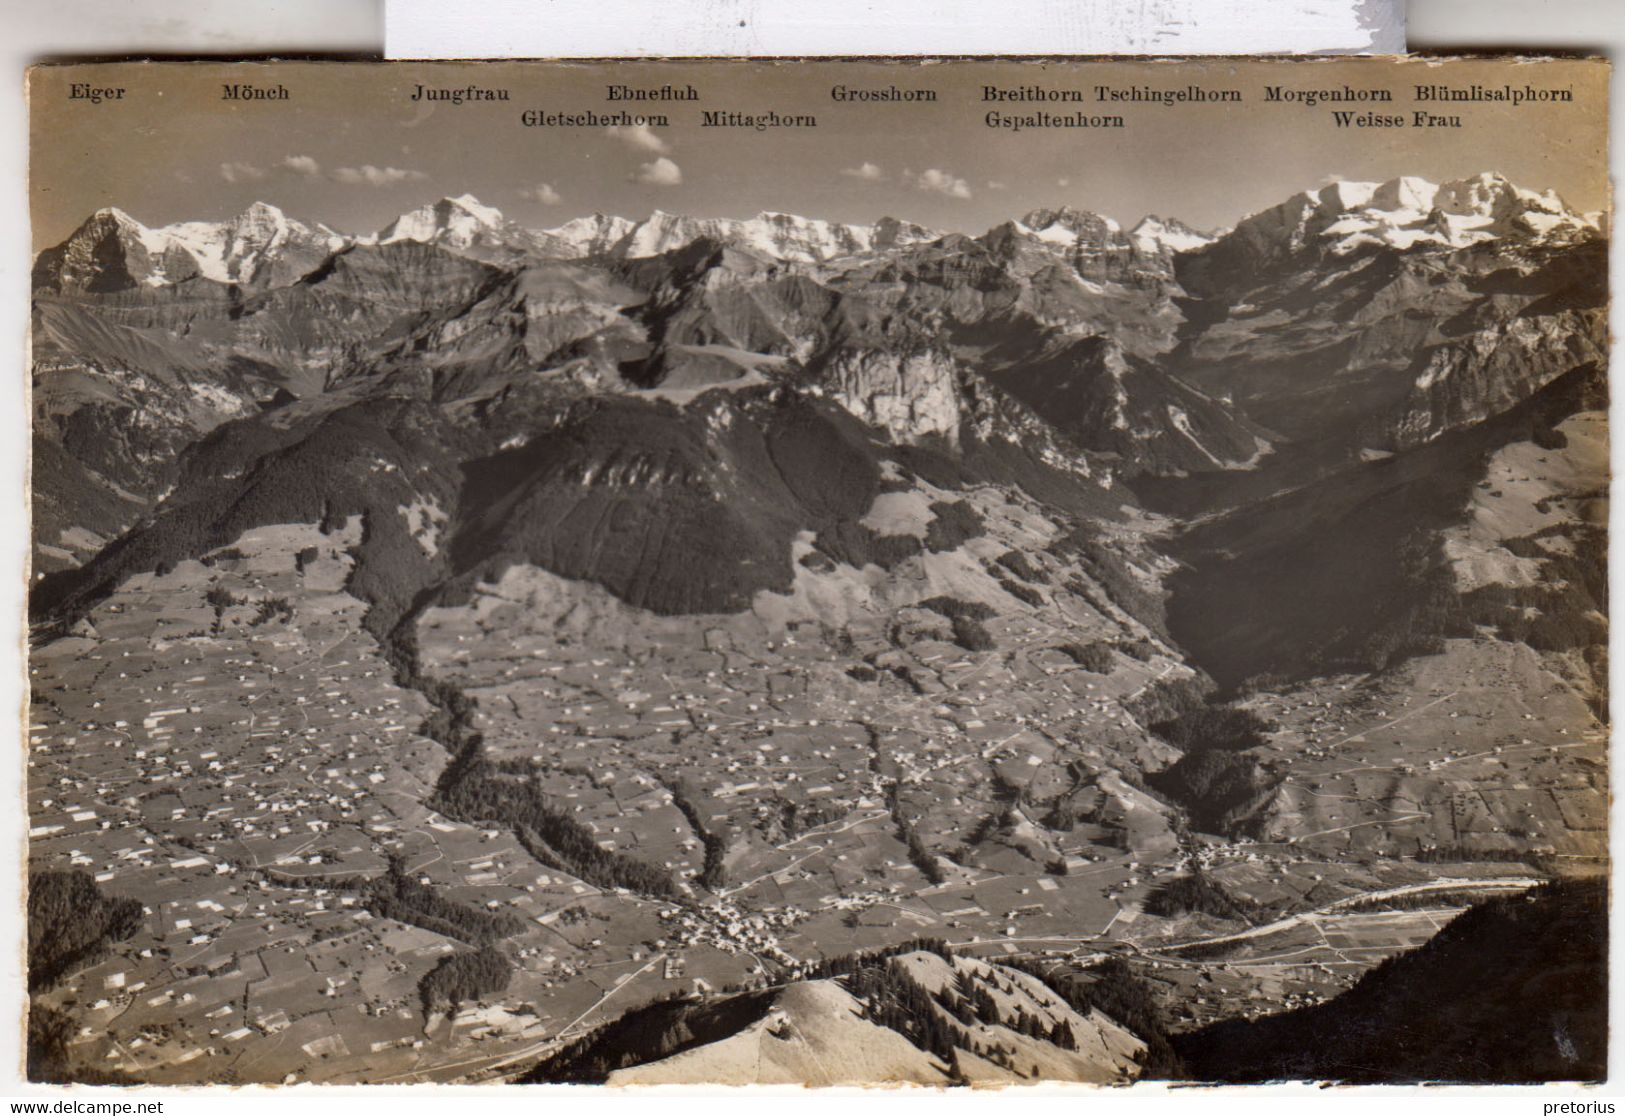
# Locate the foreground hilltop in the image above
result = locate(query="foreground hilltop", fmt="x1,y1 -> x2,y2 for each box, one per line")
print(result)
524,942 -> 1153,1086
519,880 -> 1608,1086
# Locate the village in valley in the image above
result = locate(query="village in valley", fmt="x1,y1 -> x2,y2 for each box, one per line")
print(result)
26,477 -> 1603,1081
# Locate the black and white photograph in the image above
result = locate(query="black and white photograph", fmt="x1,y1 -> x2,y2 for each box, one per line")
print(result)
23,56 -> 1610,1087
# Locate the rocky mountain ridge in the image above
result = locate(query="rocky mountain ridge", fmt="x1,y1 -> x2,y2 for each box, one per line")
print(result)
523,945 -> 1153,1086
30,170 -> 1605,609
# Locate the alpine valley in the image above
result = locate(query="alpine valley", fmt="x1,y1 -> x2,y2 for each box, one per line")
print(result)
27,172 -> 1608,1085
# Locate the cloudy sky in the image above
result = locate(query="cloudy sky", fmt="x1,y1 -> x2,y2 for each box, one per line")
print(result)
30,57 -> 1608,245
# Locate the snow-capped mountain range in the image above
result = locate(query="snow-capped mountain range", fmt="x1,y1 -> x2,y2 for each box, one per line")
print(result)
32,202 -> 346,292
1226,171 -> 1598,266
367,196 -> 944,264
32,172 -> 1601,296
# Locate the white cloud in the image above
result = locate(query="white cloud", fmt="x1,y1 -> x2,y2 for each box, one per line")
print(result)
911,168 -> 972,200
282,154 -> 321,176
634,157 -> 683,187
521,182 -> 563,205
842,162 -> 885,181
1057,177 -> 1071,187
608,122 -> 670,154
333,164 -> 427,187
219,161 -> 264,184
986,180 -> 1008,190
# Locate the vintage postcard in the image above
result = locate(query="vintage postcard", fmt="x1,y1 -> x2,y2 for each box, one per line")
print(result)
24,56 -> 1608,1086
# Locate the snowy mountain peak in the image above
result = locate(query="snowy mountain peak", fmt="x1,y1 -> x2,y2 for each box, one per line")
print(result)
159,203 -> 341,285
1315,179 -> 1378,212
240,199 -> 286,221
539,213 -> 638,257
731,211 -> 872,260
444,193 -> 506,224
1369,175 -> 1437,212
89,206 -> 142,228
1020,206 -> 1123,239
1130,215 -> 1214,255
378,194 -> 512,248
1433,172 -> 1569,222
615,211 -> 707,258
